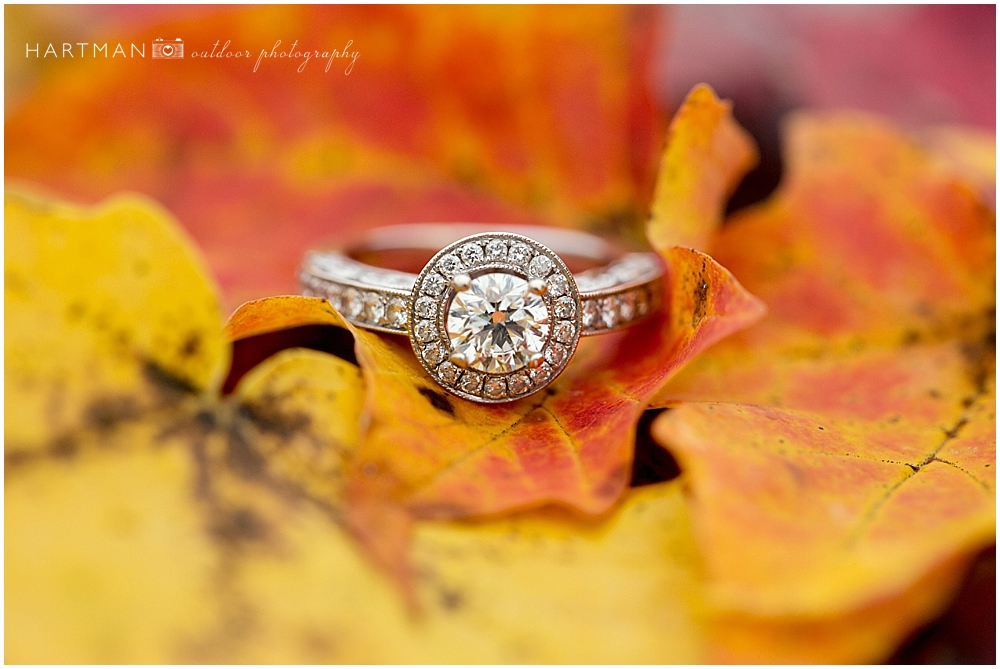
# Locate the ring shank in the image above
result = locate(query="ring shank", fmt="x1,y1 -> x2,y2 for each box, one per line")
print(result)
300,224 -> 663,336
352,224 -> 621,265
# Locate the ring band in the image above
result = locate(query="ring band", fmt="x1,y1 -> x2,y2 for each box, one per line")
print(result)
300,224 -> 663,403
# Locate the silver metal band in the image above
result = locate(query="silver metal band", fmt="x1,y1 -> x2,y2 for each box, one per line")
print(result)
299,224 -> 663,337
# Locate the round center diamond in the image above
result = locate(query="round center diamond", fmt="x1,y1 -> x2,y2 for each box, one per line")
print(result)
447,271 -> 550,373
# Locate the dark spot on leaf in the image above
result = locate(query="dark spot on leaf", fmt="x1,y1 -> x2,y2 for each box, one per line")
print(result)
49,434 -> 78,459
596,462 -> 631,499
195,410 -> 216,430
439,587 -> 465,611
5,450 -> 36,470
180,333 -> 202,358
419,386 -> 455,416
943,418 -> 968,441
223,324 -> 358,395
6,270 -> 30,294
226,415 -> 272,479
65,301 -> 86,321
817,426 -> 825,431
783,460 -> 806,486
913,301 -> 934,319
905,463 -> 919,473
959,314 -> 995,396
239,401 -> 310,440
300,630 -> 336,659
928,389 -> 942,400
690,259 -> 709,328
210,507 -> 269,545
901,329 -> 921,345
631,408 -> 681,487
143,359 -> 198,396
545,386 -> 558,396
86,395 -> 140,432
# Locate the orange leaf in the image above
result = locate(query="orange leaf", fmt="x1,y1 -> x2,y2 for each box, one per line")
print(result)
656,111 -> 994,418
224,294 -> 348,341
649,110 -> 995,659
647,84 -> 758,252
655,397 -> 994,614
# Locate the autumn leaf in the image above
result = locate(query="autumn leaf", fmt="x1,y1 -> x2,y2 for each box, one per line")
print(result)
646,84 -> 758,252
5,189 -> 228,452
5,5 -> 661,308
5,190 -> 360,661
649,110 -> 996,659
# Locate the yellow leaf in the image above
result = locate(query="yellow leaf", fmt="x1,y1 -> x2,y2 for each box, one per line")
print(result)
226,482 -> 708,663
233,347 -> 366,509
8,461 -> 709,662
6,432 -> 219,663
5,189 -> 227,453
5,189 -> 365,662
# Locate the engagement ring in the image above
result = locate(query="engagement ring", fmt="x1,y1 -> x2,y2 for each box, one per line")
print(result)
300,225 -> 663,403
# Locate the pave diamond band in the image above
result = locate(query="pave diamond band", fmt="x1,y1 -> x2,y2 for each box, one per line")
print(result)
300,224 -> 663,403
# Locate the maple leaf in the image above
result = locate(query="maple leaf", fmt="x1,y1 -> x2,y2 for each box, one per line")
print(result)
5,190 -> 363,661
649,111 -> 996,660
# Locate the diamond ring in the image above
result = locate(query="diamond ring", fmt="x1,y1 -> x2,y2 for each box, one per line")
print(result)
300,224 -> 663,403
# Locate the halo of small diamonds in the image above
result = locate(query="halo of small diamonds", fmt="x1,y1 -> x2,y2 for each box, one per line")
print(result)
408,232 -> 582,403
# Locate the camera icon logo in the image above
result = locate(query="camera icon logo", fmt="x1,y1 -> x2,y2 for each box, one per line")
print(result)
152,38 -> 184,59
